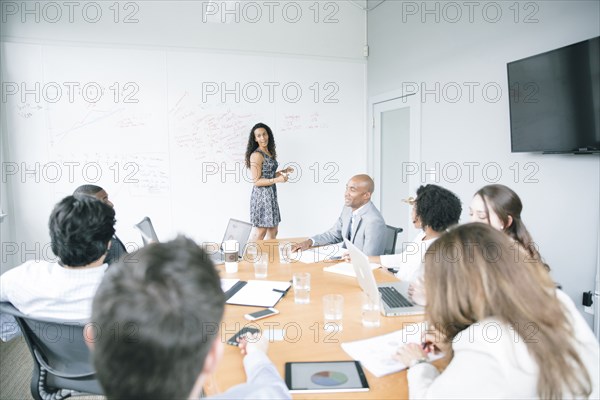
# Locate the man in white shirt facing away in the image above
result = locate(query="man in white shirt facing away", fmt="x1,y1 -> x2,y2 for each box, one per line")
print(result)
88,236 -> 291,400
73,184 -> 128,265
0,195 -> 115,340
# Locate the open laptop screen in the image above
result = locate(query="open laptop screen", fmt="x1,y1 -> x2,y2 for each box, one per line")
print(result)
221,219 -> 253,257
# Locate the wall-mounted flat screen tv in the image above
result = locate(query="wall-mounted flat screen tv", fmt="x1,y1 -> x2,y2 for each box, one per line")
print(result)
507,37 -> 599,153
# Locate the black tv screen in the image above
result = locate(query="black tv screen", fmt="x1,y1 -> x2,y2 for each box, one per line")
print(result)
508,37 -> 600,153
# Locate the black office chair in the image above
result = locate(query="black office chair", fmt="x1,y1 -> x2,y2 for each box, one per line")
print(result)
0,302 -> 103,400
383,225 -> 403,255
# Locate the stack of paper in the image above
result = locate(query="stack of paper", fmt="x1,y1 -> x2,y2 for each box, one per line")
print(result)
296,245 -> 346,264
323,262 -> 380,277
341,323 -> 444,377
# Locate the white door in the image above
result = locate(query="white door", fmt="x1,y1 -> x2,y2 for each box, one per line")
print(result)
370,94 -> 421,250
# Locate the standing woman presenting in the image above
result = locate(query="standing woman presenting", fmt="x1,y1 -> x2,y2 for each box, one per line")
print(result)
245,123 -> 293,240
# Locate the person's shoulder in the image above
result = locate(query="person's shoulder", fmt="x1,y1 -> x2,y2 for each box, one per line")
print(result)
250,150 -> 264,160
340,205 -> 352,215
453,318 -> 515,349
5,259 -> 54,274
364,202 -> 385,222
556,289 -> 597,339
555,288 -> 574,306
1,260 -> 55,286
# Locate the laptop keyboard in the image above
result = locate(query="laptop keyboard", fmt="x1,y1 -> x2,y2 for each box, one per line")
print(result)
378,286 -> 413,308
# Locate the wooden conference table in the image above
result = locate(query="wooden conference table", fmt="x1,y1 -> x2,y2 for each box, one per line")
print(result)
204,239 -> 434,399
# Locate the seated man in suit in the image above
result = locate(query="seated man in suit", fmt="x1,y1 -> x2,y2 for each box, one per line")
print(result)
88,237 -> 291,400
73,184 -> 127,264
1,195 -> 114,322
291,174 -> 386,256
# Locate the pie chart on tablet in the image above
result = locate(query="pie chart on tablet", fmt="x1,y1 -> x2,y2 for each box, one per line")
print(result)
311,371 -> 349,386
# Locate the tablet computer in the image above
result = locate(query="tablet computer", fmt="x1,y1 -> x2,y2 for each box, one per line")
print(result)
285,361 -> 369,393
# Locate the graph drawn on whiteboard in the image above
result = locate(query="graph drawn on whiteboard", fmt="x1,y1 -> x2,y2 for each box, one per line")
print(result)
46,101 -> 154,147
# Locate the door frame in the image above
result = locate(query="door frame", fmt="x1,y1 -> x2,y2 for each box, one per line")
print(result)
368,90 -> 421,205
368,91 -> 421,242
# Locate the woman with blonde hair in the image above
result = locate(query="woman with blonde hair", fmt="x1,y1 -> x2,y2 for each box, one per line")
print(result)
396,223 -> 598,399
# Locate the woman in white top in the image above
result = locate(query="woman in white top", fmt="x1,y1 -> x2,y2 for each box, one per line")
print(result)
395,223 -> 598,399
369,184 -> 461,282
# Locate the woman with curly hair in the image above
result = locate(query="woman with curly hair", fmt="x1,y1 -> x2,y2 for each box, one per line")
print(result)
245,123 -> 293,240
369,184 -> 462,282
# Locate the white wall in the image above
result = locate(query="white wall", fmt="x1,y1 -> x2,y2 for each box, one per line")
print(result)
0,1 -> 367,273
368,0 -> 600,325
1,1 -> 366,58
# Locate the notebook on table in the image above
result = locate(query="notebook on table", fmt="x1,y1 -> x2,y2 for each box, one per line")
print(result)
220,279 -> 291,308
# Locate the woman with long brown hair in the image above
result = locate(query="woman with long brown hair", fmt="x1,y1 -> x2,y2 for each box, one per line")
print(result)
469,184 -> 546,267
396,223 -> 598,399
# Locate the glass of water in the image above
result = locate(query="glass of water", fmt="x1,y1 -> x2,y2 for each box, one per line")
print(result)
292,272 -> 310,304
279,242 -> 292,264
323,294 -> 344,332
361,292 -> 381,327
253,256 -> 268,279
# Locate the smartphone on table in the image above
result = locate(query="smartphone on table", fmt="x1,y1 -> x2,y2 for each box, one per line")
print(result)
244,308 -> 279,321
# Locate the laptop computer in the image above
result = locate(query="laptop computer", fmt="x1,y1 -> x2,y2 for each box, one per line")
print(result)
134,217 -> 159,246
208,219 -> 253,265
343,238 -> 424,316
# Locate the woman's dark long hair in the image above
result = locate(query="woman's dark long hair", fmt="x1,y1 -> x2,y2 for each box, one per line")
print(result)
245,123 -> 276,168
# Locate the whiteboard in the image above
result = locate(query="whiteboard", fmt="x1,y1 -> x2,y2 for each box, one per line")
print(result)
2,42 -> 366,251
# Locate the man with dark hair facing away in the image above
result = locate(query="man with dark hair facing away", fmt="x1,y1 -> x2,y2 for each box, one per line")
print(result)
73,184 -> 128,264
1,195 -> 115,321
88,236 -> 291,400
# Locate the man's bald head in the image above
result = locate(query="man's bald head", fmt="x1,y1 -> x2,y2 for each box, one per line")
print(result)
344,174 -> 375,210
351,174 -> 375,194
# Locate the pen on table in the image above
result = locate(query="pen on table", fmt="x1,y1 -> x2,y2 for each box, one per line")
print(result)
272,281 -> 292,296
421,341 -> 440,354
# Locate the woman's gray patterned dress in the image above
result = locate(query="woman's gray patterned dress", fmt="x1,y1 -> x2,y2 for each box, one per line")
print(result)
250,149 -> 281,227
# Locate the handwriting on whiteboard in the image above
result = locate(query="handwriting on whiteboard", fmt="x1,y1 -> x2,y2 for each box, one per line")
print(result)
53,152 -> 170,196
171,94 -> 255,163
279,112 -> 328,133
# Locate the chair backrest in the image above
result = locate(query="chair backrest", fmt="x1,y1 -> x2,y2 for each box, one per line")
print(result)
0,302 -> 102,399
383,225 -> 403,255
134,216 -> 159,246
